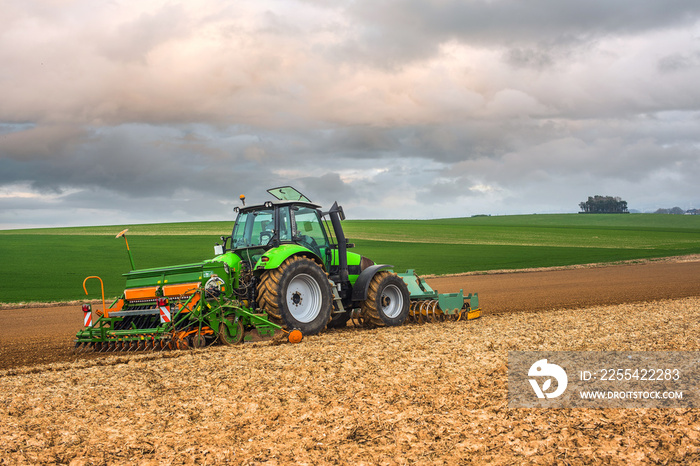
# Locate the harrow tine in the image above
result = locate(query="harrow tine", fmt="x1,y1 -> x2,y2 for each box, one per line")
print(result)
420,301 -> 429,324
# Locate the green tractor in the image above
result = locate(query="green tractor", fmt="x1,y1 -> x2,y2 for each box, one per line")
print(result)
75,187 -> 479,351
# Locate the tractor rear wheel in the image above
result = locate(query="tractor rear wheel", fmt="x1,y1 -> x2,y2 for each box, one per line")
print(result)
361,271 -> 410,327
256,256 -> 332,335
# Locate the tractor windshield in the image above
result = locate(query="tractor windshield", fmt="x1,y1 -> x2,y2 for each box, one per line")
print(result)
231,208 -> 275,248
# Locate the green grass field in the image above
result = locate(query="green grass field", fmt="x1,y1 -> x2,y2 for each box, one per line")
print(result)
1,214 -> 699,303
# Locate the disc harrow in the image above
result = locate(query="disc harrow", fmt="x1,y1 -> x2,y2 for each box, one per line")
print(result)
408,299 -> 470,323
398,270 -> 481,324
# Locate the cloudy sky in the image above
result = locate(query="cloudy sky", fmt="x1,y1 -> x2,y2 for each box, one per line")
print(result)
2,0 -> 700,228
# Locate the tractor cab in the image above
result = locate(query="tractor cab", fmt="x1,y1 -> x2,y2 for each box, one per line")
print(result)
229,199 -> 332,267
217,186 -> 353,274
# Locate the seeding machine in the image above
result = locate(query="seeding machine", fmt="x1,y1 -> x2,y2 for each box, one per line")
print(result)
75,187 -> 480,352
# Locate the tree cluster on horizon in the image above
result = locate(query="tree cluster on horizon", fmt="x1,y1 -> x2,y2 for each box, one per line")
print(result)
579,196 -> 629,214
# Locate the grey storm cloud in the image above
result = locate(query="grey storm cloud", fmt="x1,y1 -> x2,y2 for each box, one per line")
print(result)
1,0 -> 700,228
342,0 -> 700,65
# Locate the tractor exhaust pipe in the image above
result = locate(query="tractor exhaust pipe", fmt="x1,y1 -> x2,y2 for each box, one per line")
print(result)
328,202 -> 348,284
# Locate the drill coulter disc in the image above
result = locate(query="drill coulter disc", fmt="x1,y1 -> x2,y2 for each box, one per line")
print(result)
193,333 -> 207,349
177,336 -> 191,350
218,320 -> 244,345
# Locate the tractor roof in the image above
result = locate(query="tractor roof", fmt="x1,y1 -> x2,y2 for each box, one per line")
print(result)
235,186 -> 322,213
236,200 -> 322,214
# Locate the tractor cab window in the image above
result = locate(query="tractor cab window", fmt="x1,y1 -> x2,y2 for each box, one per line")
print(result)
292,206 -> 330,257
277,206 -> 293,242
231,208 -> 275,248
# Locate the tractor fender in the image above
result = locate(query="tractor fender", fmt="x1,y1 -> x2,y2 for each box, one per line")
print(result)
254,244 -> 323,271
351,264 -> 393,301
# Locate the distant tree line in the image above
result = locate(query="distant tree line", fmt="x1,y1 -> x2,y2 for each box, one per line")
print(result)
655,207 -> 687,214
579,195 -> 629,214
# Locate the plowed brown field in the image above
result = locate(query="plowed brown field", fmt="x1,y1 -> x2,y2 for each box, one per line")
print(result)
1,257 -> 700,464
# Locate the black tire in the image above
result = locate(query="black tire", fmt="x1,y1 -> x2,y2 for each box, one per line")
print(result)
360,271 -> 410,327
256,256 -> 332,335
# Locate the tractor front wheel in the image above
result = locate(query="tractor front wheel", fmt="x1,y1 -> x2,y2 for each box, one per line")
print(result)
361,271 -> 410,327
257,256 -> 332,335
